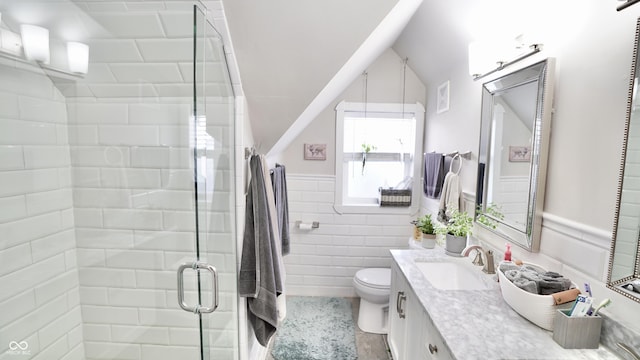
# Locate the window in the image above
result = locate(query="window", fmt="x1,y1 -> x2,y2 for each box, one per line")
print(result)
334,101 -> 425,213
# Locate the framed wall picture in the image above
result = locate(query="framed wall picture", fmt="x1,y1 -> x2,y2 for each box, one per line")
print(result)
304,143 -> 327,160
509,146 -> 531,162
436,80 -> 450,114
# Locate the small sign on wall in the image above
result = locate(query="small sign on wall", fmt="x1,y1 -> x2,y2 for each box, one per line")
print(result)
509,146 -> 531,162
436,80 -> 450,114
304,143 -> 327,160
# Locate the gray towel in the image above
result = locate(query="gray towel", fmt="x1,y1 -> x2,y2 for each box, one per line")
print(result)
503,265 -> 572,295
539,272 -> 572,295
513,277 -> 538,294
423,152 -> 445,198
239,155 -> 281,346
505,269 -> 537,293
271,164 -> 290,255
505,269 -> 521,282
499,262 -> 520,273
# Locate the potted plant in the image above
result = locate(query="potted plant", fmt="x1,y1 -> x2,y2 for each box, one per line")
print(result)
415,214 -> 437,249
435,208 -> 473,255
361,143 -> 376,174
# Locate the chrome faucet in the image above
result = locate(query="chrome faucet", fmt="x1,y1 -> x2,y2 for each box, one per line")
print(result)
461,245 -> 495,274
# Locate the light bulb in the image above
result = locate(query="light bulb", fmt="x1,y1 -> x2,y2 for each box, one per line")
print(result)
67,41 -> 89,74
20,24 -> 50,64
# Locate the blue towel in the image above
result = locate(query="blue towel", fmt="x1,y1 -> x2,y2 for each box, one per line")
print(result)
423,152 -> 445,198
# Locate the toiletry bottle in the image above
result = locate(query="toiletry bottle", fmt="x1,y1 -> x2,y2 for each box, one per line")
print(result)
504,243 -> 512,261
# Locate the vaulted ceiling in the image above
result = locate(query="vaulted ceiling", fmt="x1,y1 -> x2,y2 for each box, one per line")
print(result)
222,0 -> 399,153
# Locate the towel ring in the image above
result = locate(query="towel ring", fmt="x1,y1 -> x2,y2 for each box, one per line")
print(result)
449,154 -> 462,175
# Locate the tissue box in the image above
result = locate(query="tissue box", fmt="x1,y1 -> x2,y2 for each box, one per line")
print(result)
552,310 -> 602,349
497,263 -> 575,331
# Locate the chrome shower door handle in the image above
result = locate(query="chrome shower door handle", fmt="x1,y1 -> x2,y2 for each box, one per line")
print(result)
177,261 -> 219,314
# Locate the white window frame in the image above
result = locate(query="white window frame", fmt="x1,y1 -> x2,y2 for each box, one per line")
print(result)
334,100 -> 425,214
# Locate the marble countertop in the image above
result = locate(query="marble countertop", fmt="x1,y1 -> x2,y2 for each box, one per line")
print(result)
391,247 -> 619,359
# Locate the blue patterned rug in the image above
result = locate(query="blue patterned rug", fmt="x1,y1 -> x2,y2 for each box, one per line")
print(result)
271,297 -> 357,360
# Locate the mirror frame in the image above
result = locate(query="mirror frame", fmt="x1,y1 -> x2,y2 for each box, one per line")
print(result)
475,58 -> 556,252
607,18 -> 640,303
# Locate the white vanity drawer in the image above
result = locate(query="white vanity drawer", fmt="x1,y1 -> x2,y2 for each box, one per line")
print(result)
421,310 -> 453,360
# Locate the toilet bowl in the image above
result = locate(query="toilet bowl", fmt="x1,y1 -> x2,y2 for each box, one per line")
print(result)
353,268 -> 391,334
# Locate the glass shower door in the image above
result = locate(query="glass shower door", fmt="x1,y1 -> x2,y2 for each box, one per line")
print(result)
178,5 -> 238,360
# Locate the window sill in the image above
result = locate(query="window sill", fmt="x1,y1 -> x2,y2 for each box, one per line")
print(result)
333,203 -> 419,215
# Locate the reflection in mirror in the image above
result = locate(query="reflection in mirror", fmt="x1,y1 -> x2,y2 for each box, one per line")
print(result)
476,59 -> 556,252
608,18 -> 640,303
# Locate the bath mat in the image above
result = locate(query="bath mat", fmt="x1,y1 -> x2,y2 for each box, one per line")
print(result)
271,296 -> 357,360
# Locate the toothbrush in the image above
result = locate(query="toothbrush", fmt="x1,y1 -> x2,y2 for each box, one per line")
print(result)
591,298 -> 612,316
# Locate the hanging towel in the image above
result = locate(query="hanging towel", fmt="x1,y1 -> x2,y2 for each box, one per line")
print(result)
238,155 -> 283,347
438,171 -> 460,223
271,164 -> 290,256
423,152 -> 445,198
261,157 -> 287,323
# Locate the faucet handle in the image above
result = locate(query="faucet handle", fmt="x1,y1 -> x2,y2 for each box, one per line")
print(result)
482,249 -> 496,274
471,249 -> 484,267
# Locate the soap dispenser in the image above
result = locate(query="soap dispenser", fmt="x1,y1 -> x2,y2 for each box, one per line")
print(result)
504,243 -> 512,261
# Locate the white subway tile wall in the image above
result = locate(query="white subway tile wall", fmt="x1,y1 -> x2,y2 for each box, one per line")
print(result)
69,95 -> 237,360
284,175 -> 414,297
1,55 -> 236,360
0,66 -> 84,359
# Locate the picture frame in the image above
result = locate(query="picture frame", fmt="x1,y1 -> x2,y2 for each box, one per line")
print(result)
436,80 -> 450,114
304,143 -> 327,160
509,146 -> 531,162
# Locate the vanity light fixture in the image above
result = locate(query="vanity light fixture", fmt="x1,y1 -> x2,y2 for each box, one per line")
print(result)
469,42 -> 542,81
67,41 -> 89,74
20,24 -> 50,64
617,0 -> 640,11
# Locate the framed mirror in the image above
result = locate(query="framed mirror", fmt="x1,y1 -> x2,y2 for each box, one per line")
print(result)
607,18 -> 640,302
475,59 -> 556,251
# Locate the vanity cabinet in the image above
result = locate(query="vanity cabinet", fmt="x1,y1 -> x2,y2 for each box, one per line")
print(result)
389,262 -> 413,360
389,263 -> 453,360
420,308 -> 453,360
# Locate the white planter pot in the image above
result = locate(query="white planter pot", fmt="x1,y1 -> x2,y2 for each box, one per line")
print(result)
422,234 -> 436,249
445,234 -> 467,256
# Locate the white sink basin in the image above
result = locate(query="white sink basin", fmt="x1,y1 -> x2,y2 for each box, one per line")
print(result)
414,260 -> 491,290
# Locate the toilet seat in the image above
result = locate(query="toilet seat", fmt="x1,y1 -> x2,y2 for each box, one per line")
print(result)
354,268 -> 390,290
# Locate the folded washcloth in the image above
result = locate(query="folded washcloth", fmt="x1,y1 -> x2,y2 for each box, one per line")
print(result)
520,269 -> 542,283
522,265 -> 544,274
538,278 -> 566,295
513,277 -> 538,294
505,269 -> 521,283
499,262 -> 520,273
538,273 -> 572,295
543,271 -> 562,278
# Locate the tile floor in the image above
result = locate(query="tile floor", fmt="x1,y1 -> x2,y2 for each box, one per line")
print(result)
266,297 -> 391,360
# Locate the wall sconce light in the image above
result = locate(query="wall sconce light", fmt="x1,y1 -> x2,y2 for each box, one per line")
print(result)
67,41 -> 89,74
20,24 -> 50,64
469,40 -> 541,81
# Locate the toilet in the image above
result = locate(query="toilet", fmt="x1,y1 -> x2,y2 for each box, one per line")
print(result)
353,268 -> 391,334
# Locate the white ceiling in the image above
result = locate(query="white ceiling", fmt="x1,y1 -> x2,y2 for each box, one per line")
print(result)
222,0 -> 399,153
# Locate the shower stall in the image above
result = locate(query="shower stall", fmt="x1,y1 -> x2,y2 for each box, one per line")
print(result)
0,1 -> 239,359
